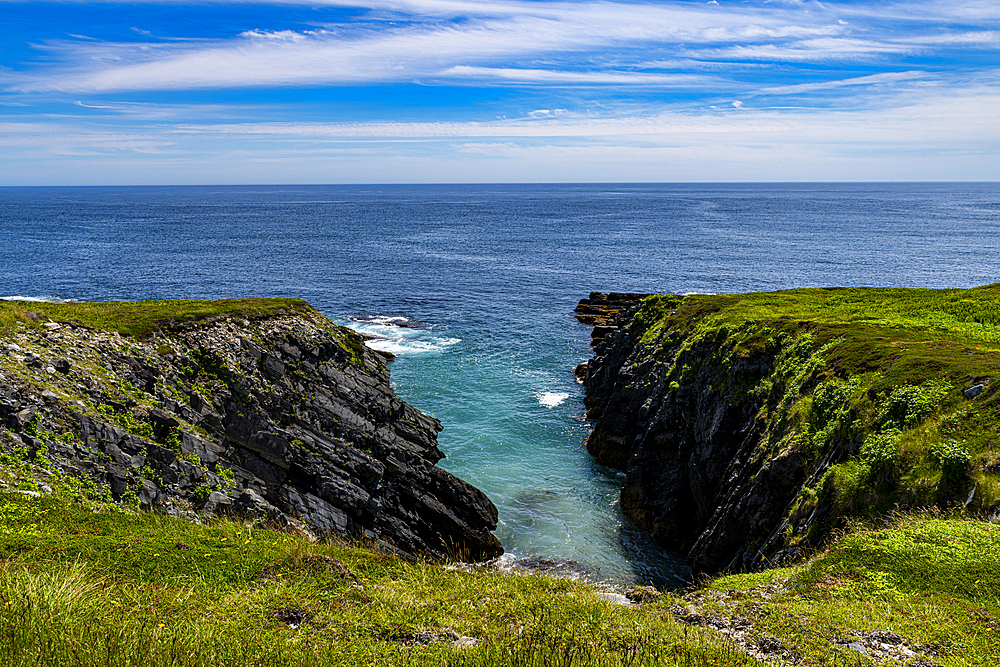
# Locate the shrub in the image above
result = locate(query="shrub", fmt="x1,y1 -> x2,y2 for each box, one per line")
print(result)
192,485 -> 212,504
878,382 -> 950,430
860,429 -> 899,477
216,466 -> 235,487
162,430 -> 183,454
930,439 -> 971,484
811,380 -> 852,428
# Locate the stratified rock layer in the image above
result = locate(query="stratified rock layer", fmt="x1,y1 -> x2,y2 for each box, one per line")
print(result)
583,313 -> 781,573
576,289 -> 1000,574
579,296 -> 778,573
0,305 -> 502,561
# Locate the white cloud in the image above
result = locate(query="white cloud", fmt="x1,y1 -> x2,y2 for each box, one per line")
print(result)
239,29 -> 311,42
3,87 -> 998,182
0,1 -> 855,92
705,37 -> 914,63
443,66 -> 710,86
757,71 -> 932,96
2,88 -> 998,183
9,85 -> 979,144
900,31 -> 998,46
3,0 -> 994,94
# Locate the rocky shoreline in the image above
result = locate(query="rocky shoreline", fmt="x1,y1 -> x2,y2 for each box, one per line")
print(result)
0,300 -> 502,561
575,288 -> 1000,574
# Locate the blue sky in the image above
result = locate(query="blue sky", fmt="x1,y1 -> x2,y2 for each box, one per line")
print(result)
1,0 -> 998,184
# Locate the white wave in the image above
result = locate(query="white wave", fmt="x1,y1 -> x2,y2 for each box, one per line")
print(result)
364,336 -> 460,356
345,315 -> 458,357
0,296 -> 72,303
351,315 -> 417,327
537,391 -> 570,408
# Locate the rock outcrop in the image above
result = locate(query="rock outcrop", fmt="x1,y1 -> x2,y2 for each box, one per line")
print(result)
573,292 -> 652,345
580,296 -> 779,573
0,301 -> 502,561
577,288 -> 1000,574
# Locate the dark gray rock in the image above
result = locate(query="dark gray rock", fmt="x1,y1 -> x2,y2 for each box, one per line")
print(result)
14,407 -> 36,429
0,308 -> 502,562
137,479 -> 159,508
964,383 -> 985,399
580,298 -> 801,573
149,408 -> 180,428
203,491 -> 233,513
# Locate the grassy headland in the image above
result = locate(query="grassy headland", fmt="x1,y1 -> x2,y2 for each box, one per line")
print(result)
617,285 -> 1000,550
0,298 -> 314,339
0,290 -> 998,665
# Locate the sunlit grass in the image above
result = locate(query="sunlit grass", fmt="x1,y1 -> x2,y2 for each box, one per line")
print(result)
0,298 -> 314,338
0,491 -> 763,666
1,490 -> 997,666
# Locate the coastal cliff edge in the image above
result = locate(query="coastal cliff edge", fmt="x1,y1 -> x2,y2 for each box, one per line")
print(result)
0,298 -> 502,561
577,288 -> 1000,573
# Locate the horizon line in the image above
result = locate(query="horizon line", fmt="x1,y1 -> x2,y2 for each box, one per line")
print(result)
2,180 -> 999,188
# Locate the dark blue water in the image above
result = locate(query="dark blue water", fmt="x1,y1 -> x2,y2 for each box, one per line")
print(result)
3,182 -> 999,585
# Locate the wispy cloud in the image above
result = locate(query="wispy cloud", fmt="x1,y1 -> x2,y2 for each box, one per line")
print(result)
0,0 -> 997,182
757,71 -> 933,96
5,0 -> 993,96
441,66 -> 710,86
0,1 -> 873,93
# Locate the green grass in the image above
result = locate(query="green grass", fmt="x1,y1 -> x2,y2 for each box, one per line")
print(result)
0,491 -> 761,667
0,298 -> 314,338
0,489 -> 997,666
660,284 -> 1000,345
702,514 -> 1000,666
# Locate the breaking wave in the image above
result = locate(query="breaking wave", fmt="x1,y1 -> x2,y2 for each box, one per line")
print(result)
347,315 -> 459,357
0,296 -> 75,303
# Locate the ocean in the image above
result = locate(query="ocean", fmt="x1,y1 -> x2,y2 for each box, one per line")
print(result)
3,182 -> 999,585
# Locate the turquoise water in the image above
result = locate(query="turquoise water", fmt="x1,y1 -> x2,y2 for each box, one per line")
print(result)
3,182 -> 999,585
346,310 -> 682,584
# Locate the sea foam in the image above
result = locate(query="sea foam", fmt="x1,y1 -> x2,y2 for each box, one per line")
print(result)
537,391 -> 570,408
346,315 -> 459,356
0,296 -> 72,303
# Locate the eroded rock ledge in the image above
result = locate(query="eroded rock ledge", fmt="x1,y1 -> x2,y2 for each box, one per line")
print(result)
0,301 -> 502,561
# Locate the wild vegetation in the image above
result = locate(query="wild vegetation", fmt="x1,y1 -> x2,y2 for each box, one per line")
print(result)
0,298 -> 313,338
0,483 -> 996,666
626,285 -> 1000,551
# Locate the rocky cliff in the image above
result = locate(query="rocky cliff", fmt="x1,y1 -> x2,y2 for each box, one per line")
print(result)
0,299 -> 502,561
578,288 -> 1000,573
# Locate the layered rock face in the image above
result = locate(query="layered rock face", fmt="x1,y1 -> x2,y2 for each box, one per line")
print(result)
0,304 -> 502,561
583,313 -> 783,573
578,289 -> 1000,574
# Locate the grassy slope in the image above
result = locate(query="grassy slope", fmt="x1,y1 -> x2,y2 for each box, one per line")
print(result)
0,489 -> 997,666
0,491 -> 756,667
630,285 -> 1000,542
0,298 -> 314,338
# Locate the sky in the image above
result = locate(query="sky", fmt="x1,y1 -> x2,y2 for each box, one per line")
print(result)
0,0 -> 998,184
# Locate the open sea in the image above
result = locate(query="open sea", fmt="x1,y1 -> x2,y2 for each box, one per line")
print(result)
2,182 -> 999,586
